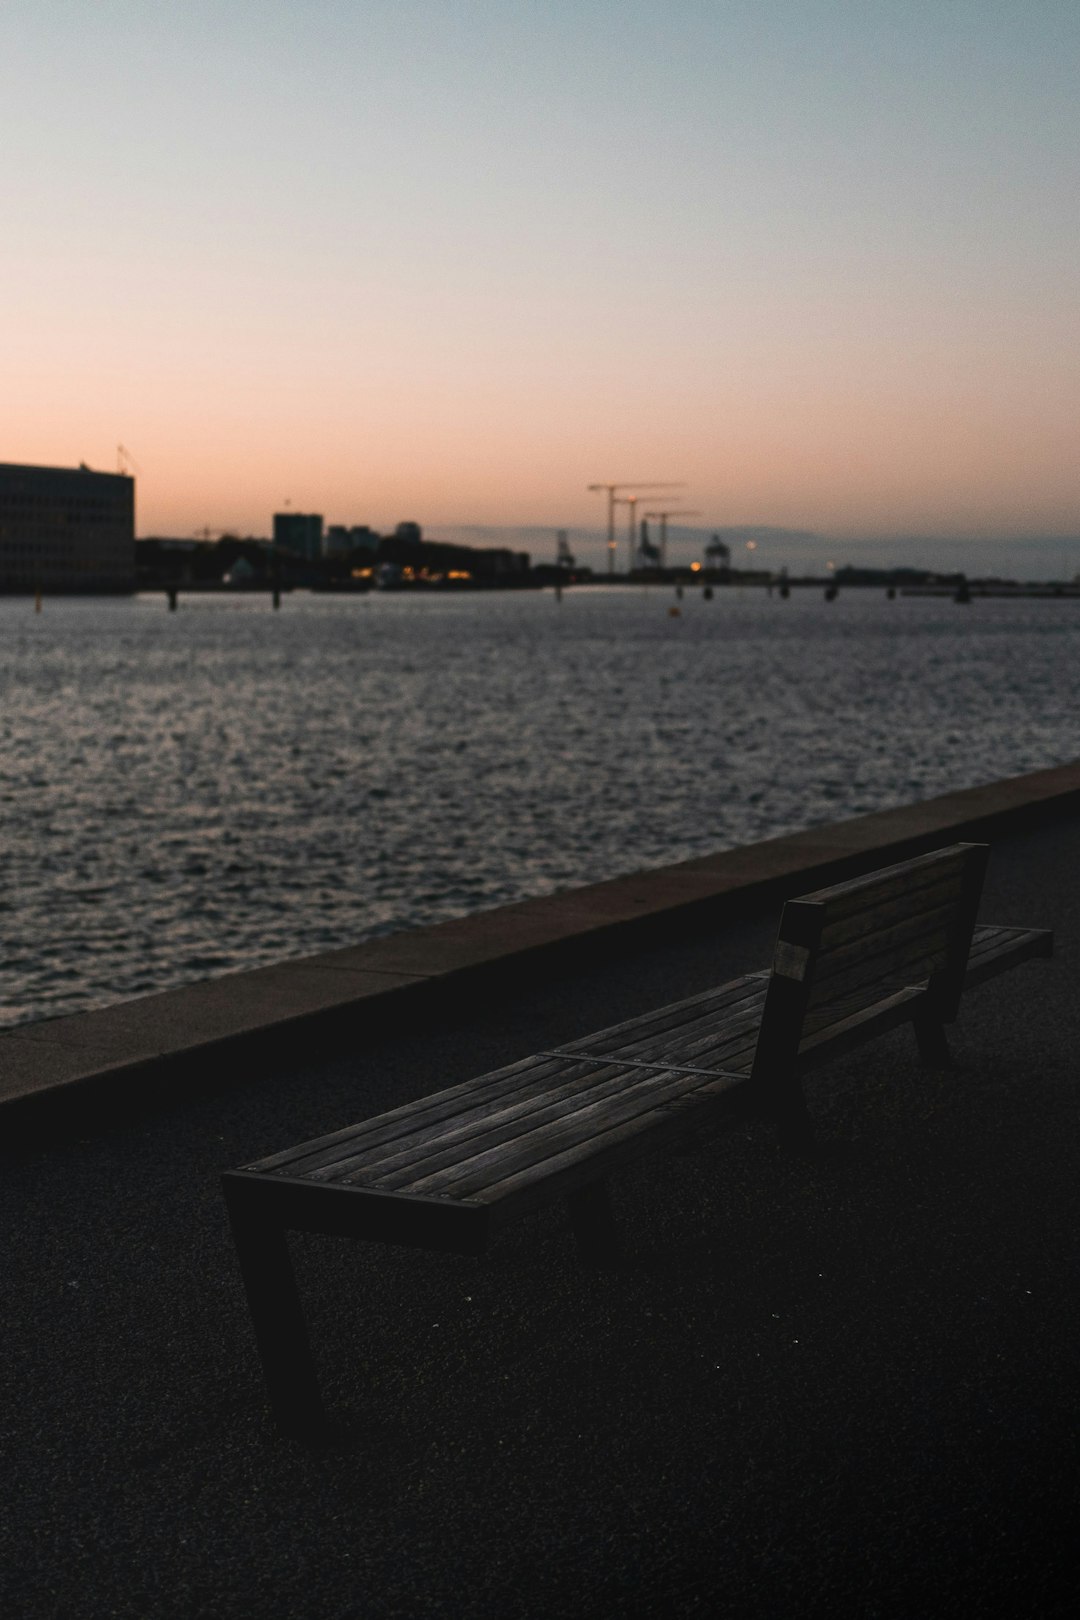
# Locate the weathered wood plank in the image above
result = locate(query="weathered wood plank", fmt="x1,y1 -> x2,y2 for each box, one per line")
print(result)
816,868 -> 964,946
796,985 -> 925,1062
463,1080 -> 756,1217
963,924 -> 1052,985
814,902 -> 957,982
806,932 -> 951,1009
801,981 -> 910,1036
297,1058 -> 638,1185
555,973 -> 768,1055
250,1053 -> 574,1177
580,994 -> 768,1070
403,1064 -> 748,1199
335,1059 -> 693,1189
802,845 -> 972,917
384,1063 -> 735,1195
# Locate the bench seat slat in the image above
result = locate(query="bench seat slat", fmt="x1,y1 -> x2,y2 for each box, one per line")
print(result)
556,977 -> 767,1049
248,923 -> 1050,1185
315,1059 -> 686,1188
404,1062 -> 748,1202
577,995 -> 769,1068
280,934 -> 1045,1189
964,924 -> 1052,984
554,973 -> 768,1056
249,982 -> 772,1184
563,976 -> 924,1072
362,1061 -> 735,1191
460,1079 -> 752,1220
237,974 -> 966,1205
248,1053 -> 579,1177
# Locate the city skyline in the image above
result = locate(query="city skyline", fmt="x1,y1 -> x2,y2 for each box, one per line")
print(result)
3,2 -> 1078,551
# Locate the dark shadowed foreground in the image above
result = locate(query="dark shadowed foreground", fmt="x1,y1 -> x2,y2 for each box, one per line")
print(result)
2,819 -> 1078,1618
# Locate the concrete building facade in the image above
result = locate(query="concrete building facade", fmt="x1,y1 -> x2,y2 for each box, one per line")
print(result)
0,461 -> 135,593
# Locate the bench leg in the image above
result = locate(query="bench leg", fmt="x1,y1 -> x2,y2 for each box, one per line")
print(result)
224,1189 -> 326,1440
568,1178 -> 621,1267
913,1012 -> 953,1070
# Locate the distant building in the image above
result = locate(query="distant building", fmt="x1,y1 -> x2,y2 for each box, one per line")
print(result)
376,531 -> 531,583
324,524 -> 379,557
273,511 -> 323,560
0,461 -> 135,593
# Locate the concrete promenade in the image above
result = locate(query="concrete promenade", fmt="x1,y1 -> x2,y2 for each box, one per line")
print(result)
2,772 -> 1079,1616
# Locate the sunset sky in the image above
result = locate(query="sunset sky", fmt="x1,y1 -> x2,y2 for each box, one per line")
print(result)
3,1 -> 1078,559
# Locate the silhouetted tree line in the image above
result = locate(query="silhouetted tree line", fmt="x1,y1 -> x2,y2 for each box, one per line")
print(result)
136,533 -> 532,589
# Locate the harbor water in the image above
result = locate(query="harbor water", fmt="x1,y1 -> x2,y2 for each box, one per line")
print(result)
2,585 -> 1078,1028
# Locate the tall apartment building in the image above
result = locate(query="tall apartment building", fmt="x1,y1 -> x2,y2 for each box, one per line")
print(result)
273,511 -> 323,560
0,461 -> 135,593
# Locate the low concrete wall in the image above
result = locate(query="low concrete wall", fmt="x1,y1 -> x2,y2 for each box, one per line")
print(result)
4,759 -> 1079,1129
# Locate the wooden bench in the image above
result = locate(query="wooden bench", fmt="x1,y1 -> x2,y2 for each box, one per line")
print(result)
223,842 -> 1051,1436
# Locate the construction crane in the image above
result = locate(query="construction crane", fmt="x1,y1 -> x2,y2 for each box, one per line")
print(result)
116,444 -> 142,478
587,482 -> 685,575
613,494 -> 659,572
644,509 -> 701,570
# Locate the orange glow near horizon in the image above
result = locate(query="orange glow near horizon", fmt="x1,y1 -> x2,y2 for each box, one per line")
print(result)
2,5 -> 1078,561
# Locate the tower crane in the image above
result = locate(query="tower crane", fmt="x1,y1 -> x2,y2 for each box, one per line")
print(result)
644,509 -> 701,570
612,494 -> 645,572
587,481 -> 684,575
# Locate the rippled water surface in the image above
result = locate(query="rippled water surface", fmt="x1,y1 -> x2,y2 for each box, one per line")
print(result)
3,587 -> 1078,1026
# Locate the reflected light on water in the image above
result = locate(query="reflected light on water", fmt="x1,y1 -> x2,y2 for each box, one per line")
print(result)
2,587 -> 1078,1026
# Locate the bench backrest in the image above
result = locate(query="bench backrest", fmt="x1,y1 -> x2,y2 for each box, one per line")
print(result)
751,843 -> 988,1082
